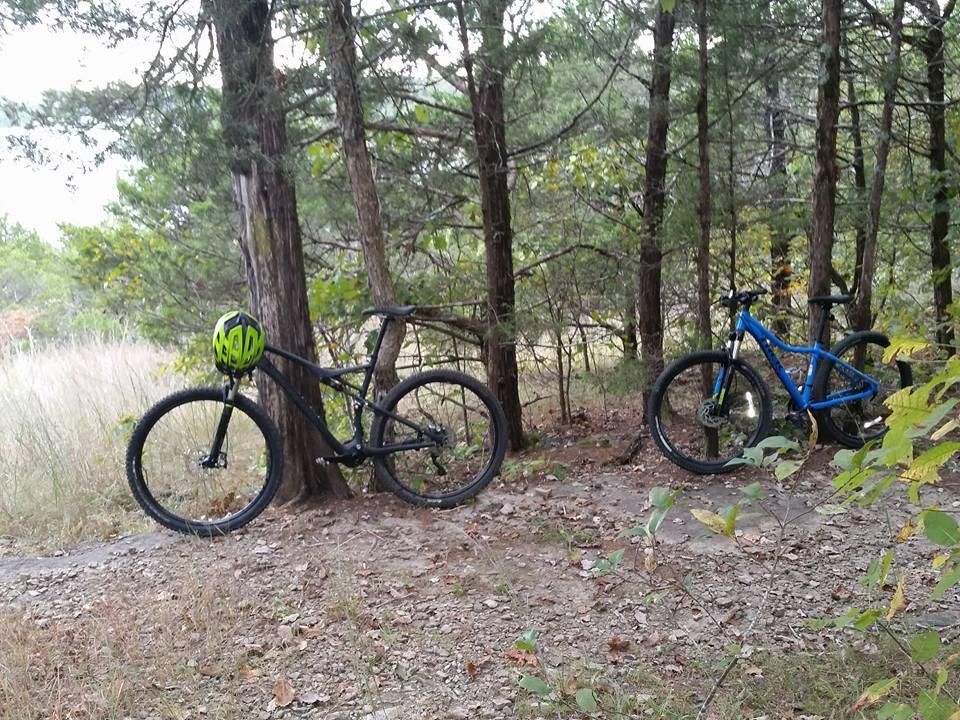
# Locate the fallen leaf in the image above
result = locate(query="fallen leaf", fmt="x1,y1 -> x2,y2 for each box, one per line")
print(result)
851,678 -> 897,712
465,660 -> 478,680
831,585 -> 852,601
895,519 -> 916,543
886,576 -> 908,621
273,678 -> 295,708
608,636 -> 631,652
506,649 -> 539,667
238,665 -> 256,681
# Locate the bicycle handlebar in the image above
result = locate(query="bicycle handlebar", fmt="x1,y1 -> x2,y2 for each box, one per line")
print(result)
719,288 -> 767,308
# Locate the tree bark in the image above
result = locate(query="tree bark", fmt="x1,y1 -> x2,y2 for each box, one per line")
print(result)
637,2 -> 676,381
921,0 -> 956,353
808,0 -> 842,343
765,17 -> 790,338
843,37 -> 868,300
695,0 -> 712,364
456,0 -> 525,450
211,0 -> 349,501
849,0 -> 905,333
326,0 -> 404,390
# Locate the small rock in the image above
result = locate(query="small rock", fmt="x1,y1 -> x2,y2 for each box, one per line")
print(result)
715,596 -> 734,608
448,708 -> 470,720
500,503 -> 515,516
483,598 -> 499,609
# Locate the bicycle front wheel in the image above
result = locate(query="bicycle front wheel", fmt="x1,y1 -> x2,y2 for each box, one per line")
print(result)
369,369 -> 508,508
648,351 -> 773,474
813,331 -> 913,448
126,387 -> 283,536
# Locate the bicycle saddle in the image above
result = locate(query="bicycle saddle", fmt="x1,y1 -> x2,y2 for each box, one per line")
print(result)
361,305 -> 417,317
808,295 -> 851,306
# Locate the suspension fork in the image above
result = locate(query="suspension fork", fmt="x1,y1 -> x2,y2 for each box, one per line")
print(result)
714,329 -> 746,410
202,378 -> 241,468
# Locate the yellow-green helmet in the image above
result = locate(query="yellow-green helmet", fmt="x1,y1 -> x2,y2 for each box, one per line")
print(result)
212,310 -> 266,374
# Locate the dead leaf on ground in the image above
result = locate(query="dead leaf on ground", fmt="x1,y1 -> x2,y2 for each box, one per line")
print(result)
831,585 -> 852,601
506,648 -> 538,667
465,659 -> 478,680
273,677 -> 295,707
608,636 -> 630,652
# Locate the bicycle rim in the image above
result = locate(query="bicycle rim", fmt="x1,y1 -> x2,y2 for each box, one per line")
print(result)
379,377 -> 499,501
820,338 -> 907,444
654,358 -> 768,470
135,396 -> 272,530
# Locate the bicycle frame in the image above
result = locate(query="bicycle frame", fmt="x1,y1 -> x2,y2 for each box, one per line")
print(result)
716,308 -> 879,412
211,317 -> 440,467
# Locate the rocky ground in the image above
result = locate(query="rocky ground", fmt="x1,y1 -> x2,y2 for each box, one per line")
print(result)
2,432 -> 959,720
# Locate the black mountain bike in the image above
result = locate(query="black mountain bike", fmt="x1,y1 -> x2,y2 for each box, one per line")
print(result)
126,306 -> 508,536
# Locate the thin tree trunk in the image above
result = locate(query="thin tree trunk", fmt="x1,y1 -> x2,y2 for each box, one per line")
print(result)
766,17 -> 790,338
808,0 -> 842,344
849,0 -> 906,333
695,0 -> 712,363
843,37 -> 868,300
922,0 -> 956,353
637,2 -> 676,382
326,0 -> 404,391
723,28 -> 737,321
455,0 -> 525,450
211,0 -> 349,501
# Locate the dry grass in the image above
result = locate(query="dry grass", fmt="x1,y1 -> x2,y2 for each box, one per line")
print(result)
0,338 -> 182,546
0,568 -> 248,720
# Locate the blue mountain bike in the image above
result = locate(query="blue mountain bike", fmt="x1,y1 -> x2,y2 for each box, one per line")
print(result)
648,289 -> 913,474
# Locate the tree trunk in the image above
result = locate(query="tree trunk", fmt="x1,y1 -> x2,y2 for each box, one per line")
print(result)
849,0 -> 905,333
456,0 -> 525,450
723,27 -> 737,323
695,0 -> 712,365
843,36 -> 868,300
921,0 -> 956,353
808,0 -> 842,343
211,0 -> 349,500
326,0 -> 404,390
637,3 -> 676,381
765,20 -> 790,338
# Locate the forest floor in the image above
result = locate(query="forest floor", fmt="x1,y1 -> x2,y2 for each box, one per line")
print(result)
2,407 -> 960,720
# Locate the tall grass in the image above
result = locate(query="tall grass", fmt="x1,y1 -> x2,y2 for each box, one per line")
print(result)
0,337 -> 182,546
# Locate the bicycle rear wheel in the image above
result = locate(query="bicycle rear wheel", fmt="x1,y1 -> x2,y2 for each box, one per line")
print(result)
813,331 -> 913,448
126,387 -> 283,536
369,369 -> 507,508
648,351 -> 773,474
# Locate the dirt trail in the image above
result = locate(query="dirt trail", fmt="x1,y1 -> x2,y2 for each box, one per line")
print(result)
3,448 -> 959,719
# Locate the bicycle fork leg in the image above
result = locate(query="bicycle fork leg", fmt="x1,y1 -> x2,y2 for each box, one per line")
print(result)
203,382 -> 239,467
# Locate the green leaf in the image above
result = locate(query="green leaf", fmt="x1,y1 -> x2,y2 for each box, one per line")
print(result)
647,507 -> 668,535
756,435 -> 800,451
649,486 -> 675,510
910,630 -> 940,662
621,525 -> 648,539
607,548 -> 625,567
575,688 -> 598,713
931,564 -> 960,600
904,442 -> 960,483
519,675 -> 551,696
918,689 -> 956,720
514,629 -> 537,653
660,0 -> 676,11
865,550 -> 894,588
741,481 -> 763,501
935,668 -> 948,696
878,703 -> 914,720
774,460 -> 802,481
853,609 -> 882,631
924,510 -> 960,546
413,103 -> 430,124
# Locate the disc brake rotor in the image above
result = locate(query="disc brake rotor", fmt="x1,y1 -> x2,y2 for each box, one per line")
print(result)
697,400 -> 725,429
